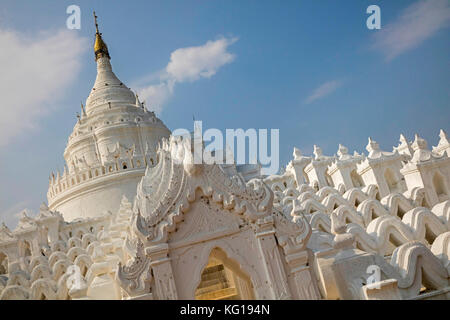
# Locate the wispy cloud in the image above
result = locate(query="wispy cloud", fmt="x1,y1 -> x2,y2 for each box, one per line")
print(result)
0,28 -> 87,147
136,36 -> 238,114
304,80 -> 343,104
372,0 -> 450,61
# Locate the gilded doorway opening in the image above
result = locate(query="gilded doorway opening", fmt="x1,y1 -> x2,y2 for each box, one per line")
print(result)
195,248 -> 254,300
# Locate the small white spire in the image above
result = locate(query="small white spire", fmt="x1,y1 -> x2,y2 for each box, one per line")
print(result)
135,92 -> 142,107
81,101 -> 87,117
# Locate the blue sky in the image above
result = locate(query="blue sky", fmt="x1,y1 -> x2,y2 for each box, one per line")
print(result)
0,0 -> 449,227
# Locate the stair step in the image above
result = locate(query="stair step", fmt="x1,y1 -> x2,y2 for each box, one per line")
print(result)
196,287 -> 238,300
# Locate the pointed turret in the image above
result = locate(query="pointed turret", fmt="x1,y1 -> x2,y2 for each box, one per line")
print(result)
81,102 -> 87,116
337,144 -> 351,160
393,134 -> 413,157
432,129 -> 450,156
366,137 -> 379,157
409,133 -> 440,163
313,145 -> 323,160
293,147 -> 302,160
142,100 -> 148,112
135,93 -> 142,108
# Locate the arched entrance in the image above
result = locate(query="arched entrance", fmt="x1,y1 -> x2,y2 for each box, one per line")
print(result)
0,252 -> 8,275
433,173 -> 447,201
350,169 -> 364,188
195,248 -> 254,300
325,172 -> 334,187
22,240 -> 32,257
384,168 -> 399,194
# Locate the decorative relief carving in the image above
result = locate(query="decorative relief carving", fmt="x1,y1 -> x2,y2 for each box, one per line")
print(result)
132,136 -> 273,246
116,240 -> 152,297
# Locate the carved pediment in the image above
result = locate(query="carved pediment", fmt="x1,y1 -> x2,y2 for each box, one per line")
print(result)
167,196 -> 247,245
36,203 -> 62,221
15,211 -> 37,231
132,136 -> 274,245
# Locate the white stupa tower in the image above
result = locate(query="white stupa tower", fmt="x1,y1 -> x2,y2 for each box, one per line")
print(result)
47,13 -> 171,221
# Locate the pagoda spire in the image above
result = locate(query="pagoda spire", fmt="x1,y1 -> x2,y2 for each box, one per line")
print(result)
93,11 -> 110,61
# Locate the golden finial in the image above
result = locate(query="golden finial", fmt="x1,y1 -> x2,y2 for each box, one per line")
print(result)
93,11 -> 110,61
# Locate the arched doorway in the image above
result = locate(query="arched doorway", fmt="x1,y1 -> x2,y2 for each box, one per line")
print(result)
325,172 -> 334,187
433,173 -> 447,201
303,168 -> 310,185
384,168 -> 399,194
0,252 -> 8,275
195,248 -> 254,300
21,240 -> 32,257
350,169 -> 364,188
40,226 -> 50,247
